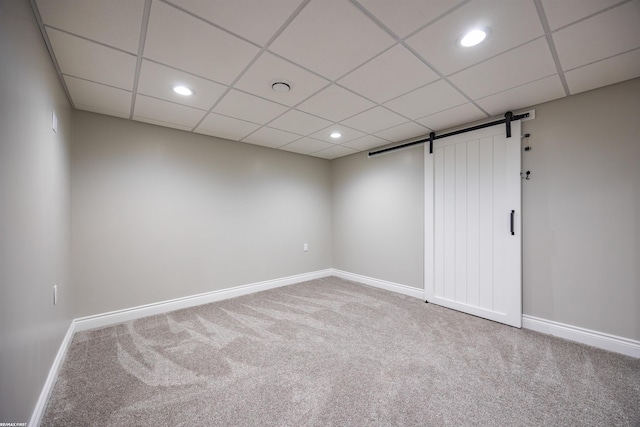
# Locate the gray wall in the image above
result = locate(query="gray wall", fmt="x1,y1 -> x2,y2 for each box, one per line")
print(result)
521,78 -> 639,340
332,77 -> 640,341
71,111 -> 332,317
0,0 -> 73,422
332,145 -> 424,288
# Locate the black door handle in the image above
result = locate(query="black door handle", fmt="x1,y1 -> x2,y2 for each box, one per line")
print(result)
510,210 -> 515,235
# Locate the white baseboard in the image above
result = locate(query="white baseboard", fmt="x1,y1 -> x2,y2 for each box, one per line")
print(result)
29,320 -> 76,427
74,269 -> 333,332
522,315 -> 640,358
330,269 -> 425,300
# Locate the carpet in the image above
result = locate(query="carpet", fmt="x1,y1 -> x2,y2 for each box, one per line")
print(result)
42,276 -> 640,426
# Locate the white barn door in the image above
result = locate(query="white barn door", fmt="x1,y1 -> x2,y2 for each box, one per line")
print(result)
425,121 -> 522,328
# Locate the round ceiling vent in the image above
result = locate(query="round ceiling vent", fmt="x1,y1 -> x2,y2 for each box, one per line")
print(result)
272,82 -> 291,93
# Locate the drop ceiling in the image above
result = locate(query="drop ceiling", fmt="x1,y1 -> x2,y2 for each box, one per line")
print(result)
32,0 -> 640,159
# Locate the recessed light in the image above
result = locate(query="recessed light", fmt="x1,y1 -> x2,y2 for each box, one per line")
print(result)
460,28 -> 487,47
272,82 -> 291,93
173,85 -> 194,96
330,132 -> 342,139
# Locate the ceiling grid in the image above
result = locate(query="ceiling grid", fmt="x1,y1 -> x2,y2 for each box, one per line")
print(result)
128,0 -> 153,119
30,0 -> 640,159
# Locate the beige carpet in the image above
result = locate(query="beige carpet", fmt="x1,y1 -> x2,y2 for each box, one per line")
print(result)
42,277 -> 640,426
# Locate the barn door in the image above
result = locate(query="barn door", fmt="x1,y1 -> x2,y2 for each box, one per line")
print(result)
424,121 -> 522,328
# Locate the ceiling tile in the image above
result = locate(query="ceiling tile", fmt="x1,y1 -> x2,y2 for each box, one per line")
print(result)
541,0 -> 621,31
553,1 -> 640,71
384,79 -> 467,119
46,28 -> 136,90
312,145 -> 359,159
338,44 -> 439,103
213,90 -> 289,125
296,84 -> 375,122
234,52 -> 330,107
565,49 -> 640,95
374,121 -> 430,142
144,1 -> 259,84
280,138 -> 336,154
342,135 -> 389,151
476,75 -> 565,116
133,95 -> 206,130
416,103 -> 487,131
406,0 -> 544,76
449,38 -> 556,100
36,0 -> 145,53
242,127 -> 301,148
357,0 -> 464,38
341,106 -> 408,134
167,0 -> 304,45
269,0 -> 396,80
64,76 -> 132,118
195,113 -> 262,141
268,110 -> 332,136
309,125 -> 366,144
137,60 -> 227,110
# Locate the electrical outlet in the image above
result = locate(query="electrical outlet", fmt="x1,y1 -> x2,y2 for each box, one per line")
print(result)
53,285 -> 58,305
303,243 -> 308,252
